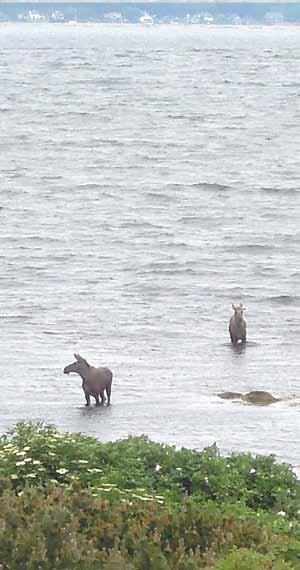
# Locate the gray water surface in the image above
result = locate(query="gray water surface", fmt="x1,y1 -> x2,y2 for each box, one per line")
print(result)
0,23 -> 299,464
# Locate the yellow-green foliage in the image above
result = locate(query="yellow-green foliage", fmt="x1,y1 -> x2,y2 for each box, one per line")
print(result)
214,548 -> 294,569
0,422 -> 299,569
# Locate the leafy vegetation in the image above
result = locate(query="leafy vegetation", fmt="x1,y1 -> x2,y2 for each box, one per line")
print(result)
0,422 -> 299,569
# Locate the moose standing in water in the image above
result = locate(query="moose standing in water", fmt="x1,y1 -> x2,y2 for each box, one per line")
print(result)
229,303 -> 247,345
64,353 -> 113,407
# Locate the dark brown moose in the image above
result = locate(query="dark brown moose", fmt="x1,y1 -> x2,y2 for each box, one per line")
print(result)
64,353 -> 113,407
229,303 -> 247,345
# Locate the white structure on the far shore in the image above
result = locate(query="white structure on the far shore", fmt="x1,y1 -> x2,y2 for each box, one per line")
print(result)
139,13 -> 154,25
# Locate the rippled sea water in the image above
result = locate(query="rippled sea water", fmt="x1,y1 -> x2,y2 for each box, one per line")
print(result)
0,23 -> 299,464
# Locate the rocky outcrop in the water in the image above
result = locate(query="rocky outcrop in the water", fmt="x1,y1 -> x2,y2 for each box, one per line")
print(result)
218,390 -> 280,405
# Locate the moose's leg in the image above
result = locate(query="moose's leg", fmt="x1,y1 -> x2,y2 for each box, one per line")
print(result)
95,393 -> 105,406
241,335 -> 246,344
84,392 -> 91,407
229,331 -> 236,344
106,383 -> 111,406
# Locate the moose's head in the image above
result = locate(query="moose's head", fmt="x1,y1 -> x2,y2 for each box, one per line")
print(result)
63,353 -> 90,375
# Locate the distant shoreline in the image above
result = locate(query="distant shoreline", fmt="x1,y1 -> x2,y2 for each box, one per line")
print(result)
1,1 -> 300,25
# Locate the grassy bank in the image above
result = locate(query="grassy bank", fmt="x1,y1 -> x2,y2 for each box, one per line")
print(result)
0,422 -> 299,569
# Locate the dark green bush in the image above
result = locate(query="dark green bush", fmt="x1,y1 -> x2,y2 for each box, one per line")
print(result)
0,485 -> 299,569
0,423 -> 299,569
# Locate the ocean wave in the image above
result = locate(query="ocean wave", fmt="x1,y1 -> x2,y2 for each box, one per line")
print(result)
137,262 -> 197,276
145,191 -> 178,202
74,183 -> 102,190
264,295 -> 300,306
190,183 -> 231,192
120,221 -> 163,229
262,187 -> 300,194
226,244 -> 275,253
166,113 -> 186,120
1,314 -> 31,321
40,175 -> 63,181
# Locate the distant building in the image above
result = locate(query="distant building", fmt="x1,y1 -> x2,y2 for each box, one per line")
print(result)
19,10 -> 47,22
103,11 -> 124,23
264,11 -> 284,23
139,12 -> 154,24
50,10 -> 65,22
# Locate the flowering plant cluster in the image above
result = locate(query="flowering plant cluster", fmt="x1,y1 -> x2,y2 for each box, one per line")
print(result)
0,422 -> 299,568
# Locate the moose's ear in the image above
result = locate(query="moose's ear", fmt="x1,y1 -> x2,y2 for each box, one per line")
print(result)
75,353 -> 85,362
232,303 -> 236,310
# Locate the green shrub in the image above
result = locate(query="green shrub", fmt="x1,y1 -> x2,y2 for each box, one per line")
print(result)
0,422 -> 298,516
0,485 -> 299,569
0,423 -> 299,569
214,547 -> 294,570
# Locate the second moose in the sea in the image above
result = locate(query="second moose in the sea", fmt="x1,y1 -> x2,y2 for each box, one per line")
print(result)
229,303 -> 247,345
64,353 -> 113,407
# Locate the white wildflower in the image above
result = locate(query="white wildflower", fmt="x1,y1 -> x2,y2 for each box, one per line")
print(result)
10,474 -> 18,480
32,460 -> 41,465
250,468 -> 256,474
23,446 -> 30,452
78,460 -> 89,464
25,473 -> 36,478
16,451 -> 26,457
56,468 -> 68,475
277,511 -> 286,517
131,493 -> 152,501
24,457 -> 32,463
16,460 -> 26,467
155,464 -> 161,472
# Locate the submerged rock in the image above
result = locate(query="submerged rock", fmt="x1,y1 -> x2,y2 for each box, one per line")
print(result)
218,390 -> 280,405
217,391 -> 243,400
243,391 -> 280,405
